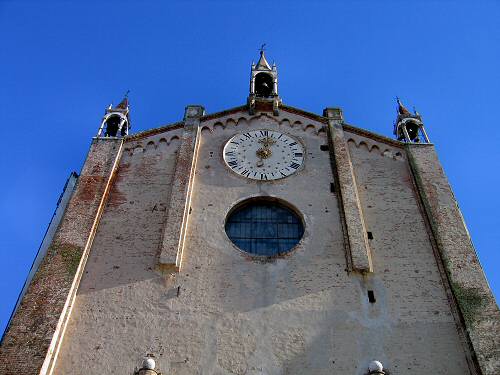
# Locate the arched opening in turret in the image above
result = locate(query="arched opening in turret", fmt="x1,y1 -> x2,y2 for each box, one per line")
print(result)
404,120 -> 421,142
255,72 -> 273,98
104,115 -> 120,137
104,114 -> 127,137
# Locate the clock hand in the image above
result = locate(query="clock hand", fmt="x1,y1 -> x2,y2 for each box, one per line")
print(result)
256,147 -> 272,166
258,136 -> 276,149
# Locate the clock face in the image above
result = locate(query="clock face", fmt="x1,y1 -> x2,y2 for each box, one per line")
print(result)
223,130 -> 305,180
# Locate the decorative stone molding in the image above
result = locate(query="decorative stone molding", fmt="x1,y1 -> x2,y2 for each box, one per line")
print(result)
346,138 -> 405,161
200,113 -> 326,136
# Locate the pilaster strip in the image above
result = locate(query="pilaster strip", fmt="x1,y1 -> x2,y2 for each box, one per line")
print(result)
407,143 -> 500,375
159,106 -> 205,271
324,108 -> 372,273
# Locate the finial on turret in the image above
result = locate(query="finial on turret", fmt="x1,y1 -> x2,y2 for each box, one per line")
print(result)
413,106 -> 422,120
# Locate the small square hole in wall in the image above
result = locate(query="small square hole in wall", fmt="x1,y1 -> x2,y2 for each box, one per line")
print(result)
320,144 -> 329,151
367,231 -> 373,239
330,183 -> 335,193
368,290 -> 376,303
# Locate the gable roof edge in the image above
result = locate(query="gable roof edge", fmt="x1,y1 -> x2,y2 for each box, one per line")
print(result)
281,105 -> 404,148
343,124 -> 405,148
123,103 -> 405,148
124,121 -> 184,142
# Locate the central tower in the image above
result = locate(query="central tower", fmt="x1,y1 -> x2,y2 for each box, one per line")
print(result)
248,47 -> 281,115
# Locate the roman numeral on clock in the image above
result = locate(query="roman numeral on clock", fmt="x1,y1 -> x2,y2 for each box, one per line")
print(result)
290,162 -> 300,169
228,160 -> 238,167
260,130 -> 269,136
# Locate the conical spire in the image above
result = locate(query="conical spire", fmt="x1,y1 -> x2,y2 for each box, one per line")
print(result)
397,97 -> 411,116
115,90 -> 130,110
256,50 -> 272,71
115,97 -> 129,110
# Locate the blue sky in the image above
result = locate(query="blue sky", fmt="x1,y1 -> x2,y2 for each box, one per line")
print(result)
0,1 -> 499,335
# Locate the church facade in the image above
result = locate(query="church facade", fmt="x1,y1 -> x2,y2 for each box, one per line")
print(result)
1,51 -> 499,375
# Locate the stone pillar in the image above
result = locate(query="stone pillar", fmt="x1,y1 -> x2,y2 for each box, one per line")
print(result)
0,137 -> 123,375
159,105 -> 205,271
250,75 -> 255,95
324,108 -> 372,273
407,143 -> 500,375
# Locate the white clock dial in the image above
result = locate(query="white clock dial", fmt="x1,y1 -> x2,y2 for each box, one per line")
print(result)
223,130 -> 305,180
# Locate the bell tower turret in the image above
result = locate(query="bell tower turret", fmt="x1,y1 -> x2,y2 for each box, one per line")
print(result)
97,94 -> 131,137
393,98 -> 430,143
248,45 -> 281,115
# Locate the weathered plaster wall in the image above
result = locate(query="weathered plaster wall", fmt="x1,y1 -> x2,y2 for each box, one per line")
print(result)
51,111 -> 474,375
53,129 -> 182,374
345,133 -> 471,373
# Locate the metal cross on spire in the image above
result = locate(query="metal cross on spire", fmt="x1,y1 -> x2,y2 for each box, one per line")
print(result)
259,43 -> 266,53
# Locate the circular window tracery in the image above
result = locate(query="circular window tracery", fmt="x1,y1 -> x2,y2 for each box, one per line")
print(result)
225,199 -> 304,256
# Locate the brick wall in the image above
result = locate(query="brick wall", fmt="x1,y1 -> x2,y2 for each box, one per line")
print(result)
407,143 -> 500,375
0,138 -> 122,375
